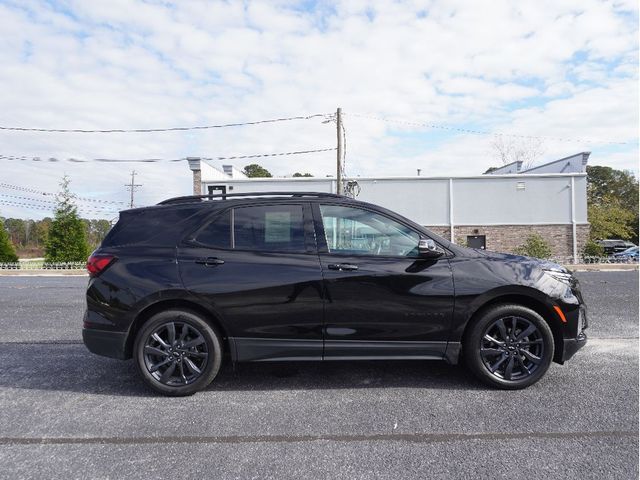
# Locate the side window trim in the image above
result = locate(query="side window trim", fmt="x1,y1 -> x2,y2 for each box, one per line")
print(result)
230,207 -> 235,249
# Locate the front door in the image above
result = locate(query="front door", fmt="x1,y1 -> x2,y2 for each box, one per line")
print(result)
178,202 -> 324,362
312,203 -> 455,359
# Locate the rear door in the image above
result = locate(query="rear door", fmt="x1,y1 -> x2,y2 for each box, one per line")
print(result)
177,202 -> 325,362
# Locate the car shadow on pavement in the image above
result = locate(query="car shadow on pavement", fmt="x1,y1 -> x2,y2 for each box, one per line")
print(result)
1,343 -> 483,397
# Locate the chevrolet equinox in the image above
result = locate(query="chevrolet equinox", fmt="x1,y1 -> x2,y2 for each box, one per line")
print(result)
83,192 -> 587,396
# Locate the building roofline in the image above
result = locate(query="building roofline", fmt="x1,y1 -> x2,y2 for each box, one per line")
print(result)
520,152 -> 590,173
202,172 -> 587,183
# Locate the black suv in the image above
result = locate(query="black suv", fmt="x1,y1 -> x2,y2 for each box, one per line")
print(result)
83,192 -> 587,396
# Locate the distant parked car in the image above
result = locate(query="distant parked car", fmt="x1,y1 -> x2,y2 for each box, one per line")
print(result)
612,246 -> 639,262
597,239 -> 637,256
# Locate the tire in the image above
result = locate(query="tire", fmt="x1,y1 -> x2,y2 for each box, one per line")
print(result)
133,309 -> 223,396
463,304 -> 554,390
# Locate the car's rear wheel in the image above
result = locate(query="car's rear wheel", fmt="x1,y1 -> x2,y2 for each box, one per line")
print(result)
463,304 -> 554,389
133,309 -> 223,396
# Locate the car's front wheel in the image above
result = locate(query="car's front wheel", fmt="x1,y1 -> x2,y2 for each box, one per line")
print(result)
463,304 -> 554,389
133,309 -> 223,396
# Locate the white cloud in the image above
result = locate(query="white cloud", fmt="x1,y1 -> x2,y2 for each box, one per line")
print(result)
0,0 -> 637,219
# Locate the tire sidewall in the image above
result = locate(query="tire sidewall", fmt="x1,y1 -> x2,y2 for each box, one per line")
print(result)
133,309 -> 222,396
464,304 -> 554,390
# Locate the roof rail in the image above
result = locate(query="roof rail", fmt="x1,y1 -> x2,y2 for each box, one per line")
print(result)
158,191 -> 346,205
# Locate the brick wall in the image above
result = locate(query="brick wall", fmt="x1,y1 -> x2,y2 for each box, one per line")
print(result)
192,170 -> 202,195
425,224 -> 590,259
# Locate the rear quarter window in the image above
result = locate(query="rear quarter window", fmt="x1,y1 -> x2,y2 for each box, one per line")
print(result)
102,206 -> 201,247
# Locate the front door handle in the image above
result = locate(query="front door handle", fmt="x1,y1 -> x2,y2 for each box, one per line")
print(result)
328,263 -> 358,271
195,257 -> 225,267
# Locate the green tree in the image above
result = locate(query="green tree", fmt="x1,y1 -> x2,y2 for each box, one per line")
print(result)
34,217 -> 52,247
5,218 -> 26,246
513,233 -> 553,259
83,219 -> 112,248
587,166 -> 639,243
44,176 -> 90,262
292,172 -> 314,177
0,220 -> 18,262
588,200 -> 635,241
243,164 -> 272,178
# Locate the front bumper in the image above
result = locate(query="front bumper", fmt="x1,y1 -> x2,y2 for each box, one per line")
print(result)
561,332 -> 587,362
82,328 -> 128,360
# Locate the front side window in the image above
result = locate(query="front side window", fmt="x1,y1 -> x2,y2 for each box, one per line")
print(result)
319,205 -> 420,257
234,204 -> 306,252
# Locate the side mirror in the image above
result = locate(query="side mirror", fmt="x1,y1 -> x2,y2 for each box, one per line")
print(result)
418,238 -> 443,258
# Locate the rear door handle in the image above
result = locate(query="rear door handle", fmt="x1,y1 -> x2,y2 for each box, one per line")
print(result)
327,263 -> 358,271
195,257 -> 225,267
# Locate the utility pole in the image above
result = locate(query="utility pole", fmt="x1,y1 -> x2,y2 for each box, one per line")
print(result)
336,107 -> 343,195
125,170 -> 142,208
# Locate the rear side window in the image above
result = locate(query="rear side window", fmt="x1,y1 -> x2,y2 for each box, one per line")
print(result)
196,204 -> 306,253
235,205 -> 305,252
194,211 -> 231,248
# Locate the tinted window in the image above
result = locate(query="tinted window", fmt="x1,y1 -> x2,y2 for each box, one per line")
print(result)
234,205 -> 306,252
319,205 -> 419,257
194,210 -> 231,247
102,206 -> 200,247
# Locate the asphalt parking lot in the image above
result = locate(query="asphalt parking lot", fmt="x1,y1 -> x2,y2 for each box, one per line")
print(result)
0,272 -> 637,479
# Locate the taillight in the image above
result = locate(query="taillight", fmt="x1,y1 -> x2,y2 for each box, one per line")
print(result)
86,254 -> 116,277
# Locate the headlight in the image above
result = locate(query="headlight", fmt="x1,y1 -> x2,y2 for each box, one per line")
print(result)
543,268 -> 573,284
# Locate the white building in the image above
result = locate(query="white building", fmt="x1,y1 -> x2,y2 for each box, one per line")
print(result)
186,153 -> 591,261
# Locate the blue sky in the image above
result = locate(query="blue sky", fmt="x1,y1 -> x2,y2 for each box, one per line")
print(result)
0,0 -> 637,218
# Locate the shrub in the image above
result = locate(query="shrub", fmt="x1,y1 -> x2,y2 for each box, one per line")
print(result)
583,240 -> 605,258
513,233 -> 553,259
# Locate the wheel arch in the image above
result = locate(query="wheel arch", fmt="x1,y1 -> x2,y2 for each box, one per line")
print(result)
124,298 -> 230,359
461,293 -> 564,364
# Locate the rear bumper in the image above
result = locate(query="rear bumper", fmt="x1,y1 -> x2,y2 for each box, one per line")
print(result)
82,328 -> 128,360
561,333 -> 587,362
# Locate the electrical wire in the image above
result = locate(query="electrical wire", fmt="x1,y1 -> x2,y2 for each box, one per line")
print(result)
0,113 -> 331,133
0,193 -> 118,211
0,147 -> 337,164
0,199 -> 118,216
347,112 -> 628,145
0,182 -> 128,206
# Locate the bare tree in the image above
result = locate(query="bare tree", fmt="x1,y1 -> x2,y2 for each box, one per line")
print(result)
490,136 -> 546,171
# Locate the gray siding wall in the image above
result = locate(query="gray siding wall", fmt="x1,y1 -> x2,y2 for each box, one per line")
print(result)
203,174 -> 587,226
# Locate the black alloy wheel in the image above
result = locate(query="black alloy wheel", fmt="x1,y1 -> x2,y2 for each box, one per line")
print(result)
134,310 -> 223,396
463,304 -> 554,389
480,316 -> 544,381
143,321 -> 209,386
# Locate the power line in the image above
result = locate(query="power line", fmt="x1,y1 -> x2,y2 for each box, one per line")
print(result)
0,147 -> 337,164
204,147 -> 337,161
0,199 -> 118,216
0,182 -> 128,206
348,112 -> 628,145
0,113 -> 331,133
0,193 -> 118,211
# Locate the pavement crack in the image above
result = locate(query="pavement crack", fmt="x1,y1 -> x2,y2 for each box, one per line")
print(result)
0,431 -> 636,446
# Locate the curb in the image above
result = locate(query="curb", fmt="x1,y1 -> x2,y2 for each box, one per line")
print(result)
0,270 -> 87,276
567,264 -> 639,272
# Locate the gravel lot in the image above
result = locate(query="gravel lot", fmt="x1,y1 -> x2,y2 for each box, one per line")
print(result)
0,272 -> 637,479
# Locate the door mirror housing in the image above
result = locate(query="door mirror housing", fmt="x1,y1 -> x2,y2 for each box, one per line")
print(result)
418,238 -> 443,258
